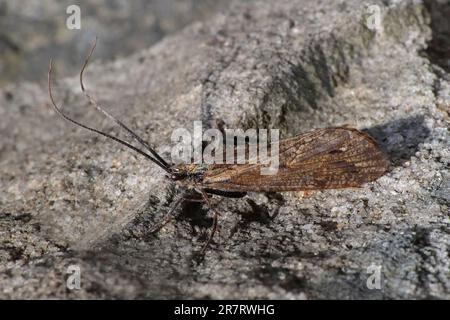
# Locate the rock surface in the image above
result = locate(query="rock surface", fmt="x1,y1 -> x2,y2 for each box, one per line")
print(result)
0,0 -> 230,84
0,0 -> 449,299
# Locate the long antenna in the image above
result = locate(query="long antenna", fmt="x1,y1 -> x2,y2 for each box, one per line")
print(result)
79,38 -> 170,169
48,59 -> 172,174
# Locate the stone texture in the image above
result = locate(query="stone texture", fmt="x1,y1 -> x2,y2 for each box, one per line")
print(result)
0,0 -> 449,299
0,0 -> 230,84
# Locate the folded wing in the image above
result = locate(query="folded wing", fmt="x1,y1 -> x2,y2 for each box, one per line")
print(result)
201,127 -> 389,192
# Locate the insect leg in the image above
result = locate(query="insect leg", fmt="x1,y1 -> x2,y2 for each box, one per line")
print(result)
149,197 -> 184,234
181,193 -> 206,203
149,192 -> 206,235
182,198 -> 205,203
199,189 -> 220,255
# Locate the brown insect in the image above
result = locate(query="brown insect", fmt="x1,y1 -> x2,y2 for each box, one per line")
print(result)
48,40 -> 389,254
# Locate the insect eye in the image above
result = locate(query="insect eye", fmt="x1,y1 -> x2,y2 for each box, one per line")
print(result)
169,170 -> 186,181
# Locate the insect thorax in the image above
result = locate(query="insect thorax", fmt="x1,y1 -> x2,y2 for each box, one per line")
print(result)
172,163 -> 208,188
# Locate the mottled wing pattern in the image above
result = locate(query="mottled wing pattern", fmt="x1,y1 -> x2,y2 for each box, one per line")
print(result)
201,127 -> 389,192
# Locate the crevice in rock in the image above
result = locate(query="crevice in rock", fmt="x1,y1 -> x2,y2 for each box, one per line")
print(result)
423,0 -> 450,73
257,2 -> 429,136
422,0 -> 450,120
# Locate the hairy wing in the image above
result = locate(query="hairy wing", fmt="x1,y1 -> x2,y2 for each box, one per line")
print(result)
201,127 -> 389,192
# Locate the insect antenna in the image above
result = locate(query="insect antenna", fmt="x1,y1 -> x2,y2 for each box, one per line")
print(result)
48,59 -> 171,174
79,37 -> 170,170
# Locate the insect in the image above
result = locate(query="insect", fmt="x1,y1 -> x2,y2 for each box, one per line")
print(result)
48,39 -> 389,254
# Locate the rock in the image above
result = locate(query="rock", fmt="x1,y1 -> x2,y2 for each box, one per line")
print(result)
0,0 -> 449,299
0,0 -> 230,84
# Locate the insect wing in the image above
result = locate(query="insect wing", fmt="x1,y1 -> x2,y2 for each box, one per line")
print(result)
201,127 -> 389,192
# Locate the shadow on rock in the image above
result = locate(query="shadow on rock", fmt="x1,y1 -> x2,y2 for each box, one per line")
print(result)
363,115 -> 430,167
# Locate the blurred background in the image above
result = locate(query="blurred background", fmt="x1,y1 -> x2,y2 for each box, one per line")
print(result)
1,0 -> 449,87
0,0 -> 231,86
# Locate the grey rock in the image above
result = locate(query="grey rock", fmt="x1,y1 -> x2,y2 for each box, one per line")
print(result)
0,0 -> 449,299
0,0 -> 230,84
